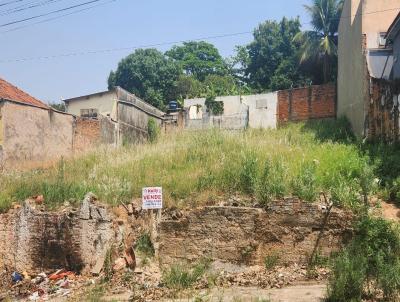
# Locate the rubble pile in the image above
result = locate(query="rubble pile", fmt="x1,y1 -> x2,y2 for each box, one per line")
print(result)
212,264 -> 329,289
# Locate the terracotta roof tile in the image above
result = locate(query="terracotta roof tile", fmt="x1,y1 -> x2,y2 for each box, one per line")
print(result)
0,77 -> 48,109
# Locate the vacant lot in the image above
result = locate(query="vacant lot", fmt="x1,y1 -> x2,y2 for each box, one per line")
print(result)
0,119 -> 398,212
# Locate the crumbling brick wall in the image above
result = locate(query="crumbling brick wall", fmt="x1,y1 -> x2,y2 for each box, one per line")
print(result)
158,199 -> 352,267
0,196 -> 114,275
277,84 -> 336,124
367,78 -> 400,142
73,117 -> 100,153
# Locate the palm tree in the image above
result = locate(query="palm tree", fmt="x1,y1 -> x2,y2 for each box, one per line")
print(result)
295,0 -> 343,83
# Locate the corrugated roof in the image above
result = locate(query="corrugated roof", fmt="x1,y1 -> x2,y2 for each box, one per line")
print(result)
367,49 -> 394,80
0,77 -> 48,109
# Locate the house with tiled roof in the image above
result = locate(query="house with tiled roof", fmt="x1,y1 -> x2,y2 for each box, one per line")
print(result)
0,77 -> 76,169
0,77 -> 48,109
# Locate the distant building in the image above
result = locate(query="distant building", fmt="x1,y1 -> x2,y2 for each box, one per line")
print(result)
64,87 -> 165,145
63,89 -> 117,118
337,0 -> 400,137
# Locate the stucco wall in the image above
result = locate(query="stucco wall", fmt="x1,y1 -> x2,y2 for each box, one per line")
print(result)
0,101 -> 74,169
65,91 -> 117,117
338,0 -> 365,136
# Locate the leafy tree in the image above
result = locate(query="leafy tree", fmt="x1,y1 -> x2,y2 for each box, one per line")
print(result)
166,41 -> 228,81
238,17 -> 306,91
49,102 -> 66,112
294,0 -> 343,83
174,75 -> 203,100
203,74 -> 239,96
108,48 -> 180,109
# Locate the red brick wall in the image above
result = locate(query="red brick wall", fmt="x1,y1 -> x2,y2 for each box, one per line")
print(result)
73,118 -> 100,153
277,83 -> 336,124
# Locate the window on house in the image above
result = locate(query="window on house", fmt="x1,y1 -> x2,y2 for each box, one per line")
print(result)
80,108 -> 98,118
379,32 -> 387,47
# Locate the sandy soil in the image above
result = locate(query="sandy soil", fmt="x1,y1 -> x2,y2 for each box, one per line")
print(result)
161,283 -> 326,302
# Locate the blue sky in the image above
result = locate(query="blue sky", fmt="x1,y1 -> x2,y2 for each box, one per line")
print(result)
0,0 -> 311,103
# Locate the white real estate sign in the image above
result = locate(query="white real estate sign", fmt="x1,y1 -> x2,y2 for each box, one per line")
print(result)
142,187 -> 163,210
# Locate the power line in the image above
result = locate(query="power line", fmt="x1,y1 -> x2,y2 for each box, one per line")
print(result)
0,5 -> 400,63
0,0 -> 64,16
0,0 -> 24,7
0,0 -> 102,27
0,0 -> 116,32
0,31 -> 253,63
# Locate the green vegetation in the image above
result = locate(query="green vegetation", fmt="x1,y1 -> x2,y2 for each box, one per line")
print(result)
0,119 -> 394,212
326,216 -> 400,302
264,252 -> 280,270
162,258 -> 211,289
135,233 -> 155,257
147,118 -> 159,143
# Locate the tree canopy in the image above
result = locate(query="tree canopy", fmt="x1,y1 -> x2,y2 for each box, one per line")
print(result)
166,41 -> 228,81
236,17 -> 310,91
107,2 -> 342,110
108,48 -> 180,109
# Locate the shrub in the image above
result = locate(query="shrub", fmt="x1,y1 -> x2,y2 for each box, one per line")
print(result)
326,216 -> 400,302
147,118 -> 159,143
162,258 -> 211,289
237,152 -> 258,195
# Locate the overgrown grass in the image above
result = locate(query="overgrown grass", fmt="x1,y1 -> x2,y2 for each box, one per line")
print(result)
162,258 -> 211,289
0,119 -> 389,211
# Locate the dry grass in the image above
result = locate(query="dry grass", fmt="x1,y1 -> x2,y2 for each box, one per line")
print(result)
0,120 -> 373,211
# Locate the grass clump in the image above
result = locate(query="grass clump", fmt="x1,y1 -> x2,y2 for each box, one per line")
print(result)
264,252 -> 280,270
162,258 -> 211,290
326,215 -> 400,302
135,233 -> 155,257
147,118 -> 160,143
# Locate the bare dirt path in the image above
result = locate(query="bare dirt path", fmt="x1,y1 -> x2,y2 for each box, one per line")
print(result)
161,283 -> 326,302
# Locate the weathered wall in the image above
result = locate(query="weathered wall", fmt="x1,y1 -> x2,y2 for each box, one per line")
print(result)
117,101 -> 163,144
245,93 -> 278,129
100,115 -> 118,145
73,118 -> 100,153
158,200 -> 352,267
0,101 -> 74,169
367,78 -> 400,142
0,196 -> 114,275
277,84 -> 336,124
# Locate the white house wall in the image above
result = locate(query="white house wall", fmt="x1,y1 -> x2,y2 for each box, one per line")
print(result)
241,93 -> 278,129
184,93 -> 278,130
